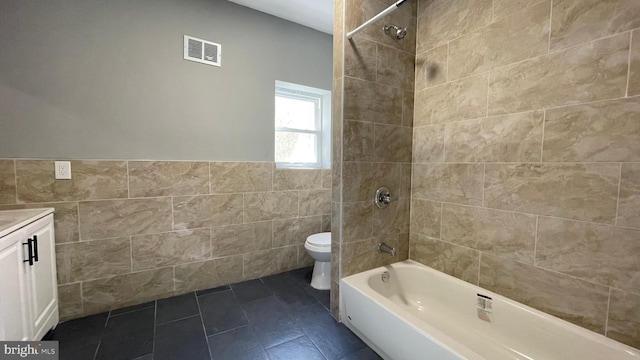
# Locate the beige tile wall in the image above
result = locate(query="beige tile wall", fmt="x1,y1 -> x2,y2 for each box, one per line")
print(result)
0,160 -> 330,320
331,0 -> 417,319
413,0 -> 640,349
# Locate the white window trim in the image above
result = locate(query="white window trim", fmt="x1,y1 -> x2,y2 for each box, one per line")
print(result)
275,81 -> 331,169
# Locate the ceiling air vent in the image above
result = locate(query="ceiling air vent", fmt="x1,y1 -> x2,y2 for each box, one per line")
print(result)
183,35 -> 221,67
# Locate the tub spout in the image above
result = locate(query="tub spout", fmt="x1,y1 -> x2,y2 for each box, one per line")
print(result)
377,242 -> 396,257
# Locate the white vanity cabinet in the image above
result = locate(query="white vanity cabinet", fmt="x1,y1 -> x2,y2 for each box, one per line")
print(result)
0,209 -> 58,341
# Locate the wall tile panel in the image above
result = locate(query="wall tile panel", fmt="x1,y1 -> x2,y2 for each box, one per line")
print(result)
607,289 -> 640,349
484,163 -> 619,223
488,33 -> 629,115
273,169 -> 322,191
299,189 -> 331,216
441,204 -> 536,264
444,111 -> 544,162
272,216 -> 323,247
618,163 -> 640,228
243,191 -> 299,222
128,161 -> 209,197
414,74 -> 488,126
416,0 -> 492,53
56,237 -> 131,284
210,162 -> 272,193
537,217 -> 640,292
173,194 -> 243,229
82,267 -> 174,315
448,1 -> 550,80
410,234 -> 480,285
479,254 -> 609,332
79,198 -> 172,240
543,98 -> 640,162
16,160 -> 127,203
174,255 -> 244,294
243,246 -> 298,279
344,77 -> 403,125
411,163 -> 484,206
210,222 -> 272,257
131,229 -> 211,271
550,0 -> 640,51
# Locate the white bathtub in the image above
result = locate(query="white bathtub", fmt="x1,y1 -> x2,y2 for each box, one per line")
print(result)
341,260 -> 639,360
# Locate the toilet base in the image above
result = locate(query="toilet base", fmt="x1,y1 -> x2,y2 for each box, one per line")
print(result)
310,260 -> 331,290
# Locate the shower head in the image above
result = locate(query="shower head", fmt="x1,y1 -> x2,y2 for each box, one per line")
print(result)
384,24 -> 407,40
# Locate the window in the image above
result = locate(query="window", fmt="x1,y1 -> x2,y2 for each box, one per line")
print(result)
275,81 -> 331,168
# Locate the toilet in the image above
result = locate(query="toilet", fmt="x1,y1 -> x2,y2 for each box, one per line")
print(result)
304,232 -> 331,290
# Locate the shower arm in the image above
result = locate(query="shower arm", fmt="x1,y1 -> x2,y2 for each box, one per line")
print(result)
346,0 -> 409,39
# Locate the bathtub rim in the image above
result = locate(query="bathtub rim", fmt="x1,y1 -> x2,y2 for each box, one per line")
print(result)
340,260 -> 640,359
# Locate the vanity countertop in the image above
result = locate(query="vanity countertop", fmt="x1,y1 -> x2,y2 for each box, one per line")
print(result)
0,208 -> 54,238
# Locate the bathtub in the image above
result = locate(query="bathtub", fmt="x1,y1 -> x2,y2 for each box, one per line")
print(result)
340,260 -> 639,360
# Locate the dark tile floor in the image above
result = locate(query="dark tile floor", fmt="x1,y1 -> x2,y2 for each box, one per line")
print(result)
48,267 -> 382,360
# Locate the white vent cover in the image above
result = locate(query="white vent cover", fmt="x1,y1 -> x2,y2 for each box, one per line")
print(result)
183,35 -> 221,67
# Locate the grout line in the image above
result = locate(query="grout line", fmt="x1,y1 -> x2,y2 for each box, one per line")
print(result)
155,313 -> 201,327
410,199 -> 638,230
12,159 -> 18,203
209,227 -> 213,259
151,300 -> 158,358
79,282 -> 84,315
208,162 -> 212,195
477,252 -> 482,286
126,161 -> 130,199
604,287 -> 612,336
445,42 -> 450,84
540,110 -> 546,162
481,163 -> 486,208
453,30 -> 633,87
614,163 -> 623,226
439,201 -> 444,240
491,0 -> 495,22
547,0 -> 553,54
172,266 -> 176,292
412,94 -> 640,130
533,216 -> 539,267
442,124 -> 446,163
129,236 -> 133,273
486,70 -> 491,117
171,196 -> 175,231
626,31 -> 633,98
375,42 -> 379,83
76,201 -> 82,241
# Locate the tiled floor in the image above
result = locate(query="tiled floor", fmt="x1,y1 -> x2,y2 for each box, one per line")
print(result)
48,268 -> 382,360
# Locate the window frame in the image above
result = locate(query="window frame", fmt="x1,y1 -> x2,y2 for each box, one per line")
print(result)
274,81 -> 331,169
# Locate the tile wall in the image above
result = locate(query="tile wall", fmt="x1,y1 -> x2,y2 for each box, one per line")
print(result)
0,160 -> 330,320
412,0 -> 640,348
331,0 -> 417,319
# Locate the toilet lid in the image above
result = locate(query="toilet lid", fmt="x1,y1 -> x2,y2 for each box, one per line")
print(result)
306,232 -> 331,247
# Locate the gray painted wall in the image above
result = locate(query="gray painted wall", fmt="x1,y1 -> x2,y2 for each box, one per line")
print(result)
0,0 -> 333,161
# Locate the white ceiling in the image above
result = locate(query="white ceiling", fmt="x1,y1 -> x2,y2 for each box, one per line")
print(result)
227,0 -> 334,35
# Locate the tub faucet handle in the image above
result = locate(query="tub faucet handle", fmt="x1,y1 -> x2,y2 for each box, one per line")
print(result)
377,242 -> 396,257
375,187 -> 392,209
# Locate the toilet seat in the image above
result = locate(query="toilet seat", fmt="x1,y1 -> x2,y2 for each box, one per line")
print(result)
306,232 -> 331,248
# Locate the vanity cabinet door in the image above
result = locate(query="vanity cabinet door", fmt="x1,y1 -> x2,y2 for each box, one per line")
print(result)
0,229 -> 31,341
23,214 -> 58,340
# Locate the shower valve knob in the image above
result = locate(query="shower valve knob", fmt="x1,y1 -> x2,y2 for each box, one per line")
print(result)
375,187 -> 392,209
